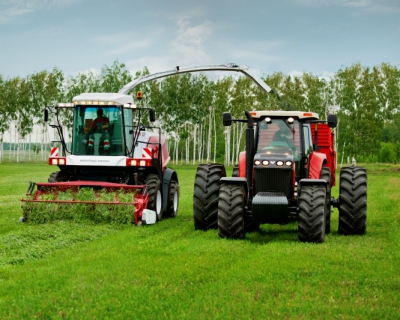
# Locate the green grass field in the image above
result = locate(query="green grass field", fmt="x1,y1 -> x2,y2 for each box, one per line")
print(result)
0,163 -> 399,319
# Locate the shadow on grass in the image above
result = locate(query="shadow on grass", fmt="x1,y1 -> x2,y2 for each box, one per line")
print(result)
245,224 -> 299,244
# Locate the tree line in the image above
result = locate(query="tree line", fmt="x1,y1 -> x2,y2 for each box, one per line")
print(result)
0,60 -> 399,164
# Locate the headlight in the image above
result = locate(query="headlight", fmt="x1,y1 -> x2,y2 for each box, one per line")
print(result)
254,160 -> 261,166
262,160 -> 269,166
285,161 -> 292,166
276,160 -> 284,166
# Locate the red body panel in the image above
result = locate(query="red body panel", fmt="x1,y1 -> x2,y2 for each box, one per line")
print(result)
148,135 -> 170,170
311,123 -> 337,186
238,151 -> 246,178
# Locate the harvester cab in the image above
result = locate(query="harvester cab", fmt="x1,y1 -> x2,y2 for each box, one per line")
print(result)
22,92 -> 179,225
195,109 -> 367,243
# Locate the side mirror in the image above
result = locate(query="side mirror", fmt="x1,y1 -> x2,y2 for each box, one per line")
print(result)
327,114 -> 337,128
223,112 -> 232,126
44,108 -> 49,122
149,108 -> 156,122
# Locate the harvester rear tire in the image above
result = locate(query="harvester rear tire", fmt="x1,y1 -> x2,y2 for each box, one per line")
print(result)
142,174 -> 163,221
298,185 -> 326,243
193,164 -> 226,230
338,166 -> 367,235
166,179 -> 179,218
320,166 -> 331,234
218,183 -> 245,239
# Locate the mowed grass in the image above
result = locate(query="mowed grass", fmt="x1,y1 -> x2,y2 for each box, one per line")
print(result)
0,163 -> 399,319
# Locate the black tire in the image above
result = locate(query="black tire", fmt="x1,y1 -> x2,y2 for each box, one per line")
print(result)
232,164 -> 239,177
166,179 -> 179,218
48,171 -> 68,183
193,164 -> 226,230
218,183 -> 246,239
338,166 -> 367,235
141,174 -> 163,221
298,185 -> 326,243
320,166 -> 331,234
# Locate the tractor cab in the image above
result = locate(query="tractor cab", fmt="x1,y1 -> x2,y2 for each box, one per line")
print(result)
256,117 -> 301,178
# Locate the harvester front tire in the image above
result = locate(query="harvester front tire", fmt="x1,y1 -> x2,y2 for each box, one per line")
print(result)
298,185 -> 326,243
48,171 -> 69,183
338,166 -> 367,235
218,183 -> 245,239
166,179 -> 179,218
142,174 -> 163,221
320,166 -> 331,234
193,164 -> 226,230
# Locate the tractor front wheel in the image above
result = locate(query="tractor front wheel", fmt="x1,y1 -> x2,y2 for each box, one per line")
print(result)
193,164 -> 226,230
298,184 -> 326,243
338,166 -> 367,235
218,183 -> 245,239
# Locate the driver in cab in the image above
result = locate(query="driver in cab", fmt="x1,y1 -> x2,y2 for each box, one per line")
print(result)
85,109 -> 109,134
273,122 -> 292,143
85,108 -> 110,152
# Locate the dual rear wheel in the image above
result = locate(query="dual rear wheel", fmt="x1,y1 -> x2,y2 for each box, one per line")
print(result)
141,174 -> 179,221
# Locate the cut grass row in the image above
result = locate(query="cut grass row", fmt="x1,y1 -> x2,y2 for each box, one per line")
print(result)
0,163 -> 399,318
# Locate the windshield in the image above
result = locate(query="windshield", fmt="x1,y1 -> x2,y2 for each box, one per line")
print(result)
257,118 -> 301,160
71,106 -> 125,156
257,119 -> 300,151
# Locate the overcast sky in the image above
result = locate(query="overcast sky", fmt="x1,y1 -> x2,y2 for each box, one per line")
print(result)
1,0 -> 399,81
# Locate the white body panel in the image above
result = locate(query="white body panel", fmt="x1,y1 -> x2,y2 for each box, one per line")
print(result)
73,92 -> 134,105
66,155 -> 128,166
133,131 -> 159,158
250,110 -> 319,120
142,209 -> 156,225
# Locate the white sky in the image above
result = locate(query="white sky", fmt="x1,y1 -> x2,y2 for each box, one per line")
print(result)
1,0 -> 399,80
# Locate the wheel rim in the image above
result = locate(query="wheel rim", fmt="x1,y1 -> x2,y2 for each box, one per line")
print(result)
173,190 -> 178,212
156,190 -> 162,216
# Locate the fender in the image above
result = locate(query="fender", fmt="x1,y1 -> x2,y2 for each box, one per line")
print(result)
298,178 -> 327,197
308,151 -> 327,179
220,177 -> 248,194
161,168 -> 179,212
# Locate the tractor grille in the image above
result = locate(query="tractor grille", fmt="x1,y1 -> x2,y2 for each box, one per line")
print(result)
254,169 -> 292,197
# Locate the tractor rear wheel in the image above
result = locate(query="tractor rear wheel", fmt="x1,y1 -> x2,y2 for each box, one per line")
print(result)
338,166 -> 367,235
232,164 -> 239,177
166,179 -> 179,218
218,183 -> 245,239
320,167 -> 331,234
193,164 -> 226,230
298,185 -> 326,243
141,174 -> 163,221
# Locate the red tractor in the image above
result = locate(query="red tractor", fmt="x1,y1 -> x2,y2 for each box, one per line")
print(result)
194,110 -> 367,243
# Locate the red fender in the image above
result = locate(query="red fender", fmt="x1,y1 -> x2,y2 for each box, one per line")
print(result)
308,151 -> 327,179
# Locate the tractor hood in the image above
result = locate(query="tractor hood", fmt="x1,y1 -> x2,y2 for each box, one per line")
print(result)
254,146 -> 294,169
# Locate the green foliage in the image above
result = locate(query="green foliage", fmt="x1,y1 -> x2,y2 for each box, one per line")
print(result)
379,142 -> 398,163
1,61 -> 400,164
